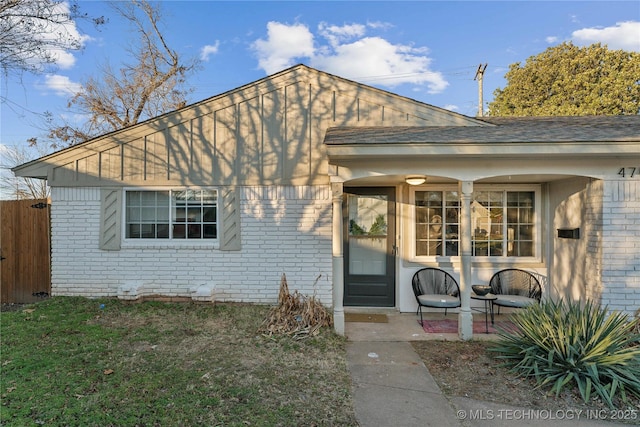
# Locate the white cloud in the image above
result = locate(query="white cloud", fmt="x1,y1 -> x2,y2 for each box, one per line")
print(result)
313,37 -> 447,93
443,104 -> 459,112
572,21 -> 640,52
366,21 -> 393,31
200,42 -> 220,61
251,21 -> 448,94
251,22 -> 315,73
29,1 -> 91,70
318,22 -> 366,47
52,50 -> 78,69
41,74 -> 82,97
545,36 -> 559,44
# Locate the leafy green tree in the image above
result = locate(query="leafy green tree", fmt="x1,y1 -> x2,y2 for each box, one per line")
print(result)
489,42 -> 640,116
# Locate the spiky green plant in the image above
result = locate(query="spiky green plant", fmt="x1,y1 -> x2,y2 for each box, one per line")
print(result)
491,299 -> 640,408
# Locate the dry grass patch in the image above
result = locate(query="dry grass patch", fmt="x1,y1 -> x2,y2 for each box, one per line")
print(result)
1,297 -> 356,426
413,340 -> 640,424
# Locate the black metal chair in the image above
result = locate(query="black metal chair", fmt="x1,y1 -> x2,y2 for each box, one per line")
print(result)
411,268 -> 461,324
489,268 -> 542,315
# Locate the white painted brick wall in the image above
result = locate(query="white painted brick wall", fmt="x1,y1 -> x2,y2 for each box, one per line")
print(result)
50,186 -> 333,305
601,180 -> 640,316
584,179 -> 603,303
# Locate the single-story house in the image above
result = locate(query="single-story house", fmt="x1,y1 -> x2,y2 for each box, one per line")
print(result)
13,64 -> 640,339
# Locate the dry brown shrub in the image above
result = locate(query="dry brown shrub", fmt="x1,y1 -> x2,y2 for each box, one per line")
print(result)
258,274 -> 332,339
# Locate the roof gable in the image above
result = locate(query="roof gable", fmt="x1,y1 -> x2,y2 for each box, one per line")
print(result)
14,64 -> 485,185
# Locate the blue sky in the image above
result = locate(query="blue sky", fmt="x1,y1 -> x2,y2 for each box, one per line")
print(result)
1,0 -> 639,157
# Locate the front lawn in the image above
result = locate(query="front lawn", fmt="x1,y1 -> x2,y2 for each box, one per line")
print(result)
1,297 -> 356,426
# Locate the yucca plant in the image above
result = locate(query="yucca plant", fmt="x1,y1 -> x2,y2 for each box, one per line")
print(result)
491,299 -> 640,408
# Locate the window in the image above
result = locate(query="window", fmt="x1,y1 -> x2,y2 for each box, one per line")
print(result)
125,189 -> 217,240
415,191 -> 459,256
413,187 -> 537,259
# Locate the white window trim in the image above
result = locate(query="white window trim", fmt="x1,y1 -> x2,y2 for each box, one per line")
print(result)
409,184 -> 542,263
121,187 -> 220,248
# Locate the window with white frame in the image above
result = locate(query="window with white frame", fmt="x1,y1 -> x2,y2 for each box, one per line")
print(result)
413,187 -> 538,258
415,190 -> 460,256
125,189 -> 217,240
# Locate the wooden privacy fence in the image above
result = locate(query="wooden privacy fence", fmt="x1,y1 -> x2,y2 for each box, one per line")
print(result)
0,199 -> 51,304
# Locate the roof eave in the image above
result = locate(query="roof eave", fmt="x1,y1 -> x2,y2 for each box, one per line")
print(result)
325,141 -> 640,160
12,162 -> 49,180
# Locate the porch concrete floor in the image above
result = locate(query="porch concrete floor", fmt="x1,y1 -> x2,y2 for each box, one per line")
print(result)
344,311 -> 507,342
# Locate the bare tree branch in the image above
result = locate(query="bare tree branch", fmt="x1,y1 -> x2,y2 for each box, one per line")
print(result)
0,0 -> 96,76
45,0 -> 198,147
0,144 -> 49,200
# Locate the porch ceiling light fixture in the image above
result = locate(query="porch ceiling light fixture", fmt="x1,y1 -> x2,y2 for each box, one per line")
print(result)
405,175 -> 427,186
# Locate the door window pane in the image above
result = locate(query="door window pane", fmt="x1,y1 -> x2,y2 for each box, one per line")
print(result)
348,195 -> 388,275
348,195 -> 388,237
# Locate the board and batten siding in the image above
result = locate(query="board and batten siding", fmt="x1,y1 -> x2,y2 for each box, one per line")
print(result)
37,65 -> 481,188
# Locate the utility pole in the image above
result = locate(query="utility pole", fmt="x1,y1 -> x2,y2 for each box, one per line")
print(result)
474,63 -> 487,117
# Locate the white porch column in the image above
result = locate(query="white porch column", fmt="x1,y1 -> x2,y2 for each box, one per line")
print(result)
458,181 -> 474,340
331,182 -> 345,335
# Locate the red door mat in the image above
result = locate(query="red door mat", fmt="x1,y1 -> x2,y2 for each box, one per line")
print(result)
419,319 -> 515,334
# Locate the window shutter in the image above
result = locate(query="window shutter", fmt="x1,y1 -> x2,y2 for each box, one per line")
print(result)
220,187 -> 241,251
99,188 -> 122,251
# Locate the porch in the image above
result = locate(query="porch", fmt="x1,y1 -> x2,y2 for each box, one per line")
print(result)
345,310 -> 507,342
325,116 -> 640,340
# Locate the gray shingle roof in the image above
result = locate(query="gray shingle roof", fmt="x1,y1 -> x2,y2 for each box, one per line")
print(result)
324,116 -> 640,145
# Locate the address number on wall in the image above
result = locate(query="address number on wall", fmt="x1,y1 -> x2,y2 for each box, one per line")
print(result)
618,168 -> 639,178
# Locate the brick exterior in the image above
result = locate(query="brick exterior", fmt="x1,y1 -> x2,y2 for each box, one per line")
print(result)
584,179 -> 604,303
50,186 -> 333,305
600,180 -> 640,315
48,179 -> 640,317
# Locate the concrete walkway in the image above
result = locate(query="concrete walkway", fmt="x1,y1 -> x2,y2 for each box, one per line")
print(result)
345,313 -> 631,427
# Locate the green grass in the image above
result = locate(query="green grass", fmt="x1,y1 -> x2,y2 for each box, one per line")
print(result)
1,297 -> 356,426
